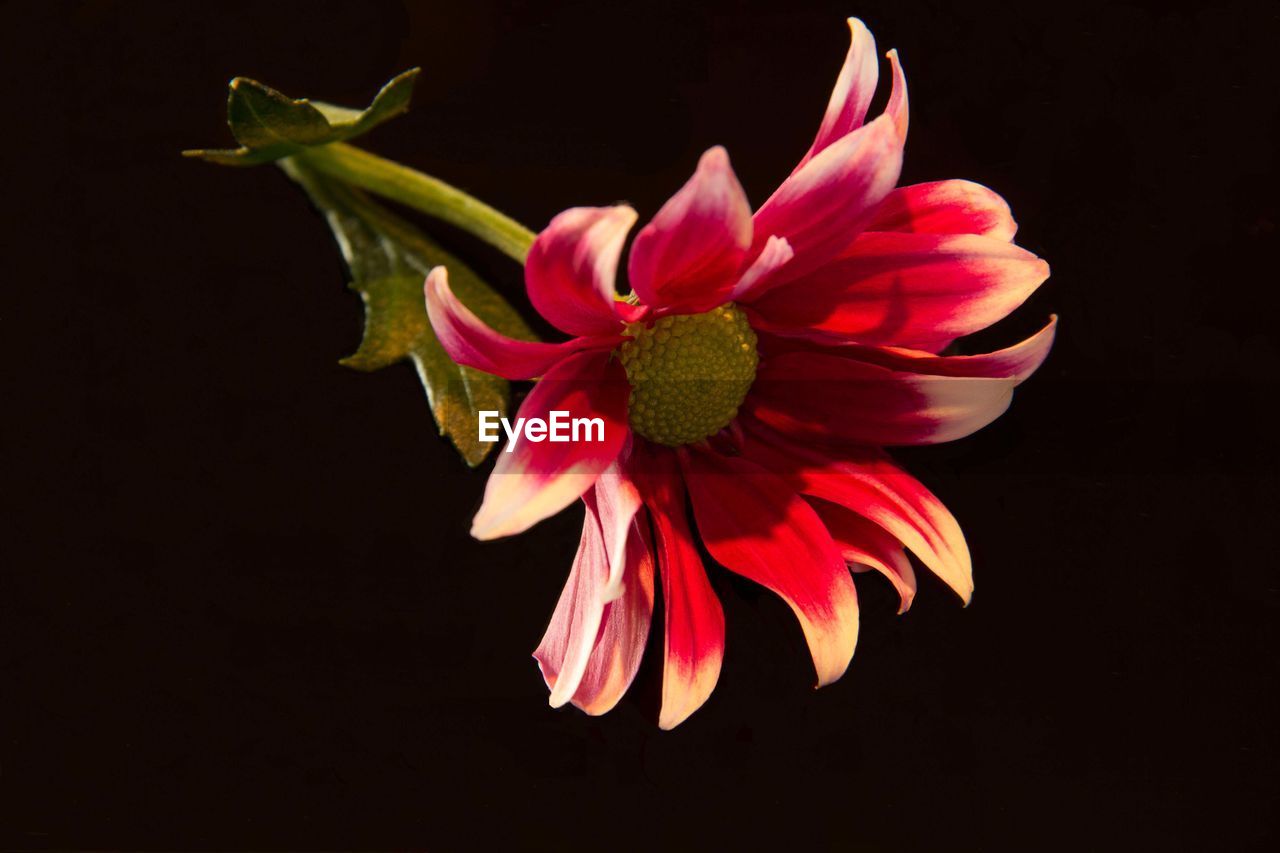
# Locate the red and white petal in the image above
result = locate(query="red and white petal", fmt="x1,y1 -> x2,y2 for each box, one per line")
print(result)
628,146 -> 754,313
821,316 -> 1058,383
749,114 -> 903,288
534,493 -> 655,714
633,443 -> 725,730
730,235 -> 795,303
749,232 -> 1050,350
746,350 -> 1017,446
868,180 -> 1017,241
680,447 -> 859,687
741,426 -> 972,603
533,499 -> 606,708
884,48 -> 908,143
425,267 -> 611,380
470,350 -> 629,540
526,206 -> 637,337
593,452 -> 643,601
809,498 -> 917,614
796,17 -> 878,170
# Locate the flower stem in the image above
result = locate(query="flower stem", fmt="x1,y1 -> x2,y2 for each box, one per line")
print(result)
293,142 -> 535,263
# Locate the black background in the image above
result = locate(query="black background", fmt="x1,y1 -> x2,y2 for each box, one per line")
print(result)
4,0 -> 1279,849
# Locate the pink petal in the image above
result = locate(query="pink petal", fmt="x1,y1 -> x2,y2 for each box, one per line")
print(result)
809,498 -> 916,614
835,316 -> 1057,382
796,17 -> 879,170
729,235 -> 795,302
627,146 -> 754,313
424,267 -> 612,379
884,48 -> 909,142
593,453 -> 643,601
868,180 -> 1017,241
534,491 -> 655,714
633,443 -> 725,730
680,447 -> 859,687
749,231 -> 1050,350
745,350 -> 1018,446
526,206 -> 637,336
741,425 -> 972,603
750,114 -> 904,287
470,350 -> 629,540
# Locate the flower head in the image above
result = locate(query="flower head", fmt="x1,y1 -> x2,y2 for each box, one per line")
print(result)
425,17 -> 1053,728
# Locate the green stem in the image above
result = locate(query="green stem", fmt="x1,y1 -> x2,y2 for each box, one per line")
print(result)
293,142 -> 535,263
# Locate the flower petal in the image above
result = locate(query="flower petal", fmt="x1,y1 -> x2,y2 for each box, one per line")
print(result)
750,114 -> 903,287
761,315 -> 1058,384
868,180 -> 1017,241
526,206 -> 637,336
533,500 -> 606,708
809,497 -> 916,614
749,232 -> 1050,350
884,48 -> 909,142
745,350 -> 1017,446
796,17 -> 878,170
729,235 -> 795,302
470,350 -> 629,539
628,146 -> 754,313
594,453 -> 643,602
633,443 -> 725,730
424,267 -> 611,379
680,447 -> 858,687
534,491 -> 655,714
741,425 -> 972,603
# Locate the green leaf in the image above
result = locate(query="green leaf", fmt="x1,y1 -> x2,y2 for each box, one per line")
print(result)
185,69 -> 419,166
280,159 -> 538,466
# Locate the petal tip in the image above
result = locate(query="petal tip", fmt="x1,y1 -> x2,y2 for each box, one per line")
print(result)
469,512 -> 502,541
657,712 -> 686,731
700,145 -> 731,169
424,265 -> 448,294
608,204 -> 640,228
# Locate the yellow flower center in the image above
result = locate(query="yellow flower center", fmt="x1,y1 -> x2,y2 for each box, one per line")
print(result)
617,303 -> 758,446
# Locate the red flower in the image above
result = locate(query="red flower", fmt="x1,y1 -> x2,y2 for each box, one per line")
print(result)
425,18 -> 1052,727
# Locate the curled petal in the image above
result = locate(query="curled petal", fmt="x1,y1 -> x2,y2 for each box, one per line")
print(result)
633,443 -> 725,730
471,351 -> 629,540
869,180 -> 1017,241
797,17 -> 879,169
594,454 -> 643,602
742,426 -> 972,603
425,267 -> 611,379
750,114 -> 904,288
884,48 -> 908,142
749,232 -> 1050,350
809,498 -> 916,614
534,492 -> 655,714
526,206 -> 637,336
746,350 -> 1017,446
681,447 -> 858,687
628,146 -> 754,313
730,235 -> 795,302
820,316 -> 1057,383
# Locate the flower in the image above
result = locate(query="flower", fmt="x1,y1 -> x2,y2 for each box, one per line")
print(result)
424,17 -> 1053,728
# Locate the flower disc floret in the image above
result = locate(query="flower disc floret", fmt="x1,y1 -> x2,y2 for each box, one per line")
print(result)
618,304 -> 758,446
